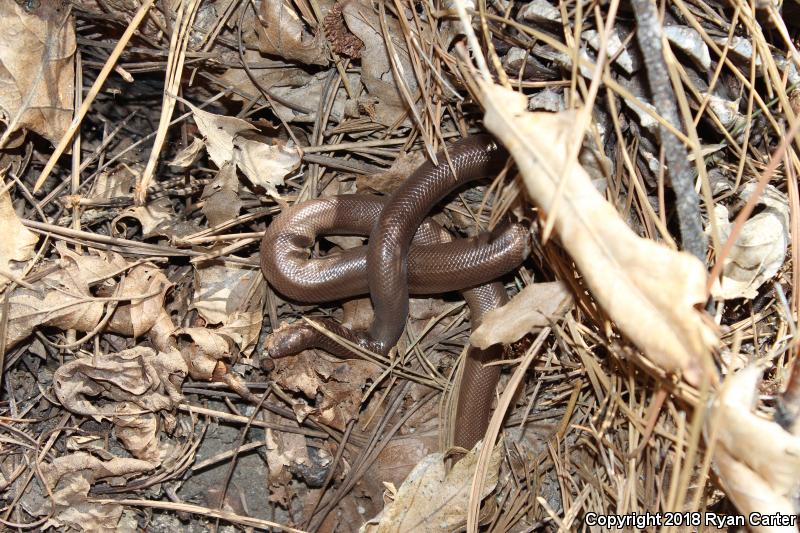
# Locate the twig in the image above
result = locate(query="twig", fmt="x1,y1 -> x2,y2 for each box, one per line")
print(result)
631,0 -> 706,261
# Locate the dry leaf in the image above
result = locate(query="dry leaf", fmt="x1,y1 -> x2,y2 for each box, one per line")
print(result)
91,166 -> 136,199
201,162 -> 241,227
233,136 -> 300,196
53,346 -> 187,422
168,136 -> 205,167
0,1 -> 75,146
481,82 -> 717,385
256,0 -> 328,66
191,263 -> 263,325
342,0 -> 418,126
709,364 -> 800,533
368,435 -> 438,491
6,246 -> 128,348
264,428 -> 311,485
272,351 -> 380,430
188,103 -> 300,195
114,402 -> 164,463
471,282 -> 573,349
0,179 -> 38,290
362,440 -> 503,532
7,249 -> 171,348
113,197 -> 175,238
36,453 -> 155,531
105,263 -> 172,338
713,183 -> 789,300
187,102 -> 257,167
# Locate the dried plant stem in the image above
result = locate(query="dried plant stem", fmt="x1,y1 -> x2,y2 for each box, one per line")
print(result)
631,0 -> 706,261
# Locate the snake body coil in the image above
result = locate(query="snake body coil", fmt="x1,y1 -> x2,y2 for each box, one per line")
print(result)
260,135 -> 526,450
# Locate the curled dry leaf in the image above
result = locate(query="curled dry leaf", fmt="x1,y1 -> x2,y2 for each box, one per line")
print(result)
178,326 -> 235,380
53,346 -> 187,423
362,440 -> 503,532
712,183 -> 789,300
36,452 -> 156,531
271,350 -> 380,431
113,196 -> 175,238
168,135 -> 205,167
6,249 -> 170,348
709,364 -> 800,533
0,179 -> 38,290
256,0 -> 328,66
105,262 -> 172,338
201,162 -> 241,227
481,82 -> 718,385
471,281 -> 573,349
342,0 -> 419,126
264,428 -> 311,486
114,401 -> 164,463
6,246 -> 126,348
0,1 -> 75,146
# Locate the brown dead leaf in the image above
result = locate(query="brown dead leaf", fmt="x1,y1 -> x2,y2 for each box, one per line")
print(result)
53,346 -> 187,422
219,308 -> 264,357
201,163 -> 241,227
90,165 -> 136,200
7,249 -> 171,348
709,364 -> 800,533
471,282 -> 573,349
114,196 -> 201,240
265,427 -> 311,485
169,136 -> 205,167
179,326 -> 234,360
368,435 -> 438,491
481,82 -> 718,385
37,452 -> 156,531
187,103 -> 300,196
342,0 -> 418,126
114,402 -> 163,463
0,179 -> 38,290
113,197 -> 174,238
272,351 -> 380,430
0,1 -> 75,146
362,440 -> 503,532
6,246 -> 128,348
106,263 -> 172,338
256,0 -> 329,66
178,326 -> 234,380
356,150 -> 426,194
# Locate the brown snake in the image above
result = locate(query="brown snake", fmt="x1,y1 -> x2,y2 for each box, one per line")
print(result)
259,135 -> 527,450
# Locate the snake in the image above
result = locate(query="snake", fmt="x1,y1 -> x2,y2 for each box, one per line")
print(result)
259,135 -> 527,450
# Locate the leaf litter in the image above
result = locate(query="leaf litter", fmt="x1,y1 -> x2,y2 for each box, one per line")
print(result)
0,0 -> 798,531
